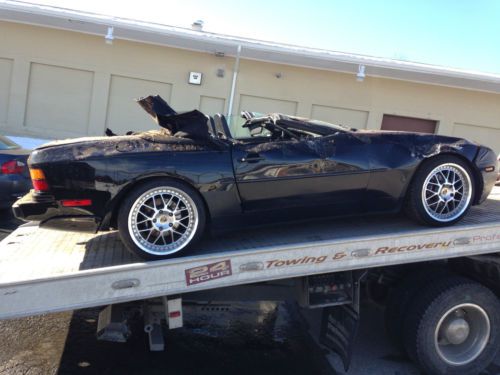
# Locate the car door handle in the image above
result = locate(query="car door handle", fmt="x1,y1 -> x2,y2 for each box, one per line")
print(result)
239,153 -> 265,163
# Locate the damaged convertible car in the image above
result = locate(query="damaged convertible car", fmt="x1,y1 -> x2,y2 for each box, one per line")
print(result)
13,95 -> 499,259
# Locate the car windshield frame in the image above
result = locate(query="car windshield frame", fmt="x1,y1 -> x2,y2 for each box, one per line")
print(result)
228,113 -> 355,140
0,135 -> 21,150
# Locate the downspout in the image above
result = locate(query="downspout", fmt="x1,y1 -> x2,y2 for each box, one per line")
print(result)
227,44 -> 242,126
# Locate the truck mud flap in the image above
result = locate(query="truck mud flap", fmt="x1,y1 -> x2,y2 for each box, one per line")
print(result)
319,304 -> 360,371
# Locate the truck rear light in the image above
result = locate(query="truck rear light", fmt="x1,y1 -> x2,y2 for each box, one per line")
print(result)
1,160 -> 25,175
168,311 -> 181,318
29,168 -> 49,192
61,199 -> 92,207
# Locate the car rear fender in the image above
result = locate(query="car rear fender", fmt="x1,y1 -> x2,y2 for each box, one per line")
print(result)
103,173 -> 211,230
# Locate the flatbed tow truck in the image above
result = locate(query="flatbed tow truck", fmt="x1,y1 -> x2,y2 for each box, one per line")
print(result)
1,187 -> 499,374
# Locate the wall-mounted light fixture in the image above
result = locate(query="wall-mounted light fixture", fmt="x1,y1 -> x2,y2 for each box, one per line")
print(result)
216,68 -> 225,78
356,64 -> 366,82
105,26 -> 114,45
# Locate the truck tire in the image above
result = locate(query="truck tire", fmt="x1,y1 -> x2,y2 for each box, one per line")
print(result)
405,155 -> 474,226
385,266 -> 451,354
118,178 -> 206,260
403,276 -> 500,375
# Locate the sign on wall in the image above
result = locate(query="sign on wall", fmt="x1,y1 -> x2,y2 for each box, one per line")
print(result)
188,71 -> 202,85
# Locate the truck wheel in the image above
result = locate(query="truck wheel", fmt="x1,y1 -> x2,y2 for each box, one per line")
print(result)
403,276 -> 500,375
118,178 -> 206,260
405,156 -> 474,226
385,266 -> 451,354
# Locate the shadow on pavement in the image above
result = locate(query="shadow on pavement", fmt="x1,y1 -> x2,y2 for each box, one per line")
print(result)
57,304 -> 333,375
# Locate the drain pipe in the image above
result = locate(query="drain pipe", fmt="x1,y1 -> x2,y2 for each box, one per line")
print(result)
227,44 -> 242,126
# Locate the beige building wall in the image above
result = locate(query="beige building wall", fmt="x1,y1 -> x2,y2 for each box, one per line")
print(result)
0,21 -> 499,153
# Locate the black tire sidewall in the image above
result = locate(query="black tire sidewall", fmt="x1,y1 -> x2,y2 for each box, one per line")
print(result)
409,282 -> 500,375
385,266 -> 452,354
407,155 -> 475,226
117,178 -> 206,260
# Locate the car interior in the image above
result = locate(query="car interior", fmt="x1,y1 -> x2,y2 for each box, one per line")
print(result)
206,112 -> 347,144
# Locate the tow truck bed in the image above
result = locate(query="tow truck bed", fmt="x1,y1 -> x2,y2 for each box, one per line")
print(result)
1,188 -> 499,320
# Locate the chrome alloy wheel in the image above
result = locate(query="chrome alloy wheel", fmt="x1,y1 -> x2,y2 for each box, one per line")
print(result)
421,163 -> 472,222
434,303 -> 490,365
128,187 -> 198,255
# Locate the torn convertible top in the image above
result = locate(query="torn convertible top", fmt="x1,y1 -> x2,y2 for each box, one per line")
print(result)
136,95 -> 210,140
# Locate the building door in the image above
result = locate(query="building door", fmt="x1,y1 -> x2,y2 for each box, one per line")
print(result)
381,114 -> 437,134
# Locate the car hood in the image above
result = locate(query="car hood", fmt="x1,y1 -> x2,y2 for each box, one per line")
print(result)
352,129 -> 483,161
356,128 -> 476,144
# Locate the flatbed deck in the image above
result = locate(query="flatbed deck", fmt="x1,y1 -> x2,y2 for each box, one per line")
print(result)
1,187 -> 499,319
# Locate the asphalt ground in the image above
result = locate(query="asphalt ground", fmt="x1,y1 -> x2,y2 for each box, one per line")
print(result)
1,207 -> 500,375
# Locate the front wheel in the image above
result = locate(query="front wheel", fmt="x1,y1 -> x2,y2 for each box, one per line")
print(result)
117,179 -> 206,260
405,156 -> 474,226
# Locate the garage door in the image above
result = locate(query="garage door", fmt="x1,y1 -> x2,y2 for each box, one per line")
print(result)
0,58 -> 13,126
106,75 -> 172,135
311,104 -> 368,129
381,114 -> 436,134
239,95 -> 297,116
199,96 -> 225,115
25,63 -> 94,137
453,123 -> 500,154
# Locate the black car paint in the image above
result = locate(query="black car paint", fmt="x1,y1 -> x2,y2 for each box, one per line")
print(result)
232,132 -> 370,212
12,95 -> 498,233
13,128 -> 497,233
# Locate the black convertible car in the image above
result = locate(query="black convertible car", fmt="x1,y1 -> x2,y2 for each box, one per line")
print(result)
13,95 -> 498,259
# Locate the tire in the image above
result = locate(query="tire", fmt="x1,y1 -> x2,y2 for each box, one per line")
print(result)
405,155 -> 475,226
117,178 -> 206,260
403,276 -> 500,375
385,266 -> 451,354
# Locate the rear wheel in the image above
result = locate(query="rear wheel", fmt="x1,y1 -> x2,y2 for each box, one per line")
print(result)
403,276 -> 500,375
385,266 -> 451,354
117,179 -> 206,260
405,155 -> 474,226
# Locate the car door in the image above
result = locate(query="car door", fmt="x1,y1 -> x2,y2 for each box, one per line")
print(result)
318,132 -> 371,213
232,132 -> 371,212
232,137 -> 329,211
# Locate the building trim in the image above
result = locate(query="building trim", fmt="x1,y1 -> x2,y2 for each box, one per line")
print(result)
1,0 -> 500,94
